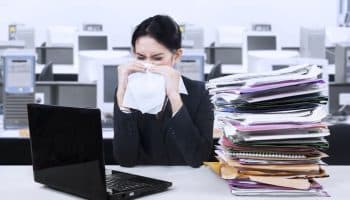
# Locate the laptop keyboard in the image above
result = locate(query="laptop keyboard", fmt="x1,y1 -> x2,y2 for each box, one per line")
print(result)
106,174 -> 150,192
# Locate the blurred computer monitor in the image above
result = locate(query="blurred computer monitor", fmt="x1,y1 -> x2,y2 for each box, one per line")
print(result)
78,35 -> 108,51
79,51 -> 130,115
36,46 -> 74,65
214,47 -> 243,65
103,65 -> 118,104
99,64 -> 119,128
216,26 -> 246,46
176,54 -> 205,81
78,50 -> 130,83
300,27 -> 325,58
335,42 -> 350,83
47,26 -> 77,46
247,35 -> 277,51
97,64 -> 124,115
35,82 -> 97,108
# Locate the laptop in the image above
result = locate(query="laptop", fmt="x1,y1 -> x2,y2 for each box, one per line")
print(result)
27,104 -> 172,200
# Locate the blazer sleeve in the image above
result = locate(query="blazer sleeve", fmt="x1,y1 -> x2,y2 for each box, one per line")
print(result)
113,90 -> 140,167
166,85 -> 214,168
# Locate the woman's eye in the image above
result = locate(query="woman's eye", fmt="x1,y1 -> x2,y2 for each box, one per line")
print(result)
153,57 -> 163,61
137,57 -> 145,60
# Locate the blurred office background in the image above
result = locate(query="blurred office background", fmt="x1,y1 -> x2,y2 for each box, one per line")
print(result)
0,0 -> 350,165
0,0 -> 340,47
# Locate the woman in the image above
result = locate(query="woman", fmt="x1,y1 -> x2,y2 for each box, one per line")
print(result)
113,15 -> 213,168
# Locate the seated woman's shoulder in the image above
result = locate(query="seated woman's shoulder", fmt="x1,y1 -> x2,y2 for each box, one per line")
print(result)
182,76 -> 206,94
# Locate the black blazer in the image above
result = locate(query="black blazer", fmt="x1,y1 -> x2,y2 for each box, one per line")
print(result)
113,77 -> 214,168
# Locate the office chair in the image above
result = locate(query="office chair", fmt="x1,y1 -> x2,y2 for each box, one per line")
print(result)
207,62 -> 222,80
324,123 -> 350,165
38,61 -> 54,81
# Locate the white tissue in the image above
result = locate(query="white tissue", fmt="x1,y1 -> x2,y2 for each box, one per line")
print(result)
122,63 -> 188,114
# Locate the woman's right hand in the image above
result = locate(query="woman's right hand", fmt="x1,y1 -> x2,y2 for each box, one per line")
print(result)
116,61 -> 146,107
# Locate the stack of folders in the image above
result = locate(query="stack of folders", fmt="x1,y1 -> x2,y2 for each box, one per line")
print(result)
205,64 -> 330,197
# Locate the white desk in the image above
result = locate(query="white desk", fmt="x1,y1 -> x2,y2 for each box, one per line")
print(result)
0,165 -> 348,200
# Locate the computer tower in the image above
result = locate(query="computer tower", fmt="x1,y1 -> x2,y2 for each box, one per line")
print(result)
2,50 -> 35,129
300,27 -> 325,58
335,42 -> 350,83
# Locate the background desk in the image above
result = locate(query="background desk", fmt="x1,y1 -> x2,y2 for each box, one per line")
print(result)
1,120 -> 349,165
0,165 -> 348,200
0,128 -> 218,165
0,128 -> 115,165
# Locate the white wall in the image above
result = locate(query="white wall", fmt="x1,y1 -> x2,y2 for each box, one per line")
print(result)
0,0 -> 338,47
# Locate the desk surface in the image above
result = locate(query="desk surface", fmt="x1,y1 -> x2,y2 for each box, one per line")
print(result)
0,165 -> 348,200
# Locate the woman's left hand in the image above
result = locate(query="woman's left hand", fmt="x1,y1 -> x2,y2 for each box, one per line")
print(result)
149,65 -> 180,96
149,65 -> 183,114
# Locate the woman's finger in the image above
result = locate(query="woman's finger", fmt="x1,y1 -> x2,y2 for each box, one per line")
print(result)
148,67 -> 167,75
129,65 -> 146,73
133,62 -> 146,68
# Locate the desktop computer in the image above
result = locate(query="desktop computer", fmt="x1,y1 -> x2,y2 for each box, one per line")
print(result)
96,64 -> 119,128
205,45 -> 243,65
79,51 -> 131,124
247,35 -> 277,51
97,64 -> 122,128
36,45 -> 74,65
100,64 -> 118,127
213,47 -> 243,65
335,42 -> 350,83
47,26 -> 77,46
78,50 -> 130,83
215,26 -> 246,46
0,41 -> 25,82
78,35 -> 108,51
246,31 -> 279,51
176,51 -> 205,81
102,65 -> 118,105
300,27 -> 325,59
2,49 -> 35,129
206,44 -> 247,74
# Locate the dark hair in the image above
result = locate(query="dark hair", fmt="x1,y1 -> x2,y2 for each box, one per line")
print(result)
131,15 -> 181,52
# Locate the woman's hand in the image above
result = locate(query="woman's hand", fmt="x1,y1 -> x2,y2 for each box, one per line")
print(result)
149,65 -> 183,115
116,61 -> 146,107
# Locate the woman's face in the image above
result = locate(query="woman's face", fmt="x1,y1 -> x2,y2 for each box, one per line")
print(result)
134,35 -> 181,67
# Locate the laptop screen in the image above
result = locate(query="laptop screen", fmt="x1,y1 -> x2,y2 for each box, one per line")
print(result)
27,104 -> 108,199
